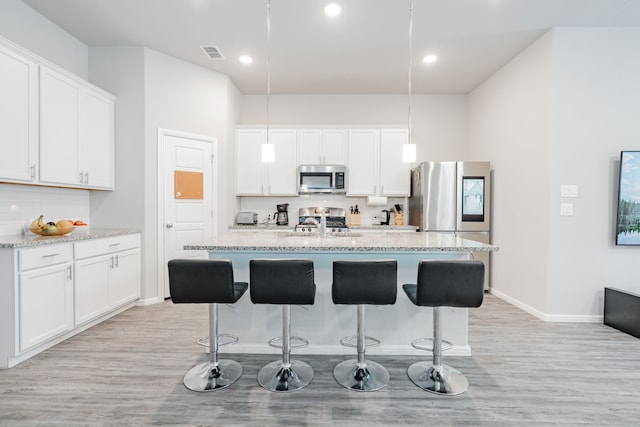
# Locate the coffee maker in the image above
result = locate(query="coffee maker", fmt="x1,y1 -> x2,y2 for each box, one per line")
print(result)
275,203 -> 289,226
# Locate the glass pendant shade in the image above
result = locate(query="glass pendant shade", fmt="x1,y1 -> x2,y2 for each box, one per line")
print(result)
402,142 -> 416,163
261,142 -> 275,162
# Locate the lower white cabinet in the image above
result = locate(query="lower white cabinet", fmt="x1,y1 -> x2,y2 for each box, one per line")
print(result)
74,255 -> 111,325
0,233 -> 141,369
18,245 -> 74,352
74,235 -> 141,326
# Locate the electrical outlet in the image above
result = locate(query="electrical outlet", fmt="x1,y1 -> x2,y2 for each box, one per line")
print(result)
560,203 -> 573,216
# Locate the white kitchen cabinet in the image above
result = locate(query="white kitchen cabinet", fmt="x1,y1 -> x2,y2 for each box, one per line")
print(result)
0,43 -> 39,184
0,233 -> 141,369
17,244 -> 74,352
74,255 -> 111,325
81,90 -> 115,189
379,129 -> 410,196
298,129 -> 347,165
39,65 -> 115,190
39,66 -> 80,186
347,128 -> 410,197
74,235 -> 141,326
347,129 -> 379,196
236,128 -> 298,196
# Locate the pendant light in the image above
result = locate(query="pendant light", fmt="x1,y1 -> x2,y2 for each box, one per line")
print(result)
402,0 -> 417,163
261,0 -> 275,162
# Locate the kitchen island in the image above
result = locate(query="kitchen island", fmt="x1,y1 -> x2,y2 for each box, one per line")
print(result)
185,231 -> 498,356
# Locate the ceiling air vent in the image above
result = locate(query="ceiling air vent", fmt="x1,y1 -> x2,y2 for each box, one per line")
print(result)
201,45 -> 225,60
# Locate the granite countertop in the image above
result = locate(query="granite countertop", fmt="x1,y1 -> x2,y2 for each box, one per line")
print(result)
228,224 -> 418,231
0,228 -> 141,248
187,231 -> 498,252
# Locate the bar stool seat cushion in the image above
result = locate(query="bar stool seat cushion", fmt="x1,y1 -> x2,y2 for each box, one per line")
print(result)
250,259 -> 315,305
168,259 -> 248,304
332,260 -> 397,305
403,260 -> 484,308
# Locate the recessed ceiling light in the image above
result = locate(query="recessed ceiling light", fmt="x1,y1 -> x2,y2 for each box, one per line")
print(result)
324,3 -> 341,17
239,55 -> 253,64
423,55 -> 437,64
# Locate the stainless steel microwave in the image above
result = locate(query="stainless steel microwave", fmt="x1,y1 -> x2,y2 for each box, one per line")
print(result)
298,165 -> 346,194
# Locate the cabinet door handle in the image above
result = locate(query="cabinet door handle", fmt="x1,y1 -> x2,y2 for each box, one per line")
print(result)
30,165 -> 36,180
79,171 -> 84,183
115,254 -> 119,268
84,172 -> 89,184
110,255 -> 114,269
67,265 -> 72,280
41,253 -> 60,258
108,242 -> 121,247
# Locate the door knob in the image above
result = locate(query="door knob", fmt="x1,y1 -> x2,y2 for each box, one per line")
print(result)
166,223 -> 174,229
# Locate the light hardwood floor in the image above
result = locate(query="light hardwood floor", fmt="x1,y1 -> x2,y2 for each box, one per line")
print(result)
1,295 -> 639,426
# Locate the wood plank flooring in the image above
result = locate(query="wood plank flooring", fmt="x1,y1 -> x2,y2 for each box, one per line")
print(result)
1,295 -> 639,426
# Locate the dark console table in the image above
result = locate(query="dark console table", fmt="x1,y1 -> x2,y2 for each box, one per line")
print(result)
604,287 -> 640,338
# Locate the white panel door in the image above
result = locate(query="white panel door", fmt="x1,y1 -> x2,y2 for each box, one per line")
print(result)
161,130 -> 215,298
267,129 -> 298,195
74,255 -> 110,326
347,129 -> 379,196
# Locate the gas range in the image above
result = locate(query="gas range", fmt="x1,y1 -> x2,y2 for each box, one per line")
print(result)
294,207 -> 350,234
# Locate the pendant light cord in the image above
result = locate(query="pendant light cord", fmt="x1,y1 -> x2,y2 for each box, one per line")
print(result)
266,0 -> 271,144
408,0 -> 413,146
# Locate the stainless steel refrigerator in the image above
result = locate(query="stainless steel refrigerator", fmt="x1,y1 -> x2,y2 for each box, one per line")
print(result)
409,161 -> 492,290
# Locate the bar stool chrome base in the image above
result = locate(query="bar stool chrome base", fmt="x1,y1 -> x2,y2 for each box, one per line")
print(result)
407,361 -> 469,396
183,359 -> 243,392
333,359 -> 390,392
257,359 -> 314,393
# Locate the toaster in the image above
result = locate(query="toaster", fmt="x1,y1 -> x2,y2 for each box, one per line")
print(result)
237,212 -> 258,225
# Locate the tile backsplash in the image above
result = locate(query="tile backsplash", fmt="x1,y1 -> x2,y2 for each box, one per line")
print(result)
0,184 -> 90,236
237,194 -> 407,226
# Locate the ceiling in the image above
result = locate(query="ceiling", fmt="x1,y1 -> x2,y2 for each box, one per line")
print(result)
22,0 -> 640,95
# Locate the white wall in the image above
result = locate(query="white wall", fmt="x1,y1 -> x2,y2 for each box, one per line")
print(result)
547,28 -> 640,317
468,32 -> 553,315
469,28 -> 640,320
0,0 -> 88,78
142,48 -> 238,302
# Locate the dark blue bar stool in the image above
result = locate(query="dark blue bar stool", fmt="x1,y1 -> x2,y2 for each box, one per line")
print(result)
168,259 -> 248,392
403,260 -> 484,395
250,258 -> 316,392
332,260 -> 397,391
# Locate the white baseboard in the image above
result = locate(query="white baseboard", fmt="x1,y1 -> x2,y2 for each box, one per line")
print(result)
136,296 -> 163,306
490,289 -> 603,323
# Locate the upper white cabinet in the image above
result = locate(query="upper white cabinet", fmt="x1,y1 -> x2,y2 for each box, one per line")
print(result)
0,39 -> 115,190
347,128 -> 410,197
0,43 -> 38,184
347,129 -> 379,196
236,128 -> 297,196
379,129 -> 411,196
39,66 -> 115,190
39,67 -> 81,186
298,129 -> 347,165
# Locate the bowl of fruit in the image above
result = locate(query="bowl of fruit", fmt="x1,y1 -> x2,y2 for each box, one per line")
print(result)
29,215 -> 84,236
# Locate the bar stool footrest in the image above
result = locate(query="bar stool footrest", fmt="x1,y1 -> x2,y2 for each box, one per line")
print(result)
411,337 -> 452,352
339,334 -> 381,349
268,335 -> 309,350
197,333 -> 239,349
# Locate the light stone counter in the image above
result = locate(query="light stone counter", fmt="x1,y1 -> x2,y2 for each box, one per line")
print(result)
186,231 -> 496,252
0,228 -> 141,248
185,232 -> 497,357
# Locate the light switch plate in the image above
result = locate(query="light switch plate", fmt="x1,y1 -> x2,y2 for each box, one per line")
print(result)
560,203 -> 573,216
561,185 -> 578,198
